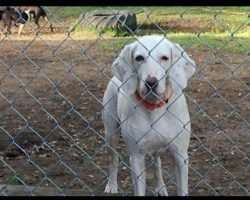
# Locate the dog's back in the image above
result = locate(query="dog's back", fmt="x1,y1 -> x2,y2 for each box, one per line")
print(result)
16,6 -> 47,18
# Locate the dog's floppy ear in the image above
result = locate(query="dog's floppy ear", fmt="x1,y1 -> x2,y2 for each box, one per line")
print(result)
112,42 -> 137,95
169,42 -> 196,95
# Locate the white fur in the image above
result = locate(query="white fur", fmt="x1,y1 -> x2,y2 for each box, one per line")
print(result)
103,35 -> 196,196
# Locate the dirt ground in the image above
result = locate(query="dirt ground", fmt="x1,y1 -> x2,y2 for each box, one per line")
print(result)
0,25 -> 249,196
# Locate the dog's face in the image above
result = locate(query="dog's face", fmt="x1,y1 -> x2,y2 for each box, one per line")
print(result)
133,37 -> 172,103
112,35 -> 196,102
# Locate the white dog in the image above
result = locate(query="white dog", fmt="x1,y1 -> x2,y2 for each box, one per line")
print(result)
102,35 -> 196,196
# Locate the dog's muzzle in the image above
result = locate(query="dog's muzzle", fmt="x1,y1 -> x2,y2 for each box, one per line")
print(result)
145,76 -> 158,93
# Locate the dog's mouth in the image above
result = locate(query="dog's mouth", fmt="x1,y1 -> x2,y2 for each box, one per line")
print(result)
139,88 -> 165,104
135,88 -> 173,111
138,78 -> 171,104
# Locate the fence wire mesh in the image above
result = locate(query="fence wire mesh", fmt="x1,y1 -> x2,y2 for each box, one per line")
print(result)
0,6 -> 249,196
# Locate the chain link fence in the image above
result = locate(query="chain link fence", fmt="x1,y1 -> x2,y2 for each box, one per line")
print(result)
0,6 -> 249,196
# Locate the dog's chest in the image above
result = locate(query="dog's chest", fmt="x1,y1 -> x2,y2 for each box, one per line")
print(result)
122,109 -> 185,154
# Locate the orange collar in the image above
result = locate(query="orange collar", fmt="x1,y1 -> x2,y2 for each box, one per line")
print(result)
135,90 -> 173,111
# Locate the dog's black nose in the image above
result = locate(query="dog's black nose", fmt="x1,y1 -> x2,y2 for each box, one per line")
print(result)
145,77 -> 158,91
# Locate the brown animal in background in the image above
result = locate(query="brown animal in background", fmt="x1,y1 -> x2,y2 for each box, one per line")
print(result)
0,6 -> 53,35
15,6 -> 54,35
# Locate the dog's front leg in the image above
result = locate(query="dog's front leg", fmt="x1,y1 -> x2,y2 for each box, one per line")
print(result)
104,123 -> 120,194
105,146 -> 119,193
18,24 -> 24,35
173,151 -> 189,196
153,156 -> 168,196
130,154 -> 146,196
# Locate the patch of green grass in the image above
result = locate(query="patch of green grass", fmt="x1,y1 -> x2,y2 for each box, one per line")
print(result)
48,6 -> 249,53
148,6 -> 250,14
57,6 -> 249,15
50,6 -> 249,34
99,30 -> 249,53
99,37 -> 135,52
168,31 -> 250,53
49,6 -> 249,18
70,23 -> 132,37
212,6 -> 250,12
136,10 -> 249,33
101,28 -> 132,37
9,177 -> 22,185
61,6 -> 249,34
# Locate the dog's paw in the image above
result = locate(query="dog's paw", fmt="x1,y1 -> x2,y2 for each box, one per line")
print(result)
155,185 -> 168,196
104,184 -> 118,193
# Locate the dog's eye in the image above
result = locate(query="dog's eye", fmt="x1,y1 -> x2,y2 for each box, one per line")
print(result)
135,55 -> 144,62
161,56 -> 168,61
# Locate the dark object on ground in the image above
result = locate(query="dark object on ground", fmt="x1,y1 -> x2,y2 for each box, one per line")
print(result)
78,10 -> 137,33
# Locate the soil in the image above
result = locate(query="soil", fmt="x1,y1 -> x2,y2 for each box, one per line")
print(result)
0,24 -> 249,196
